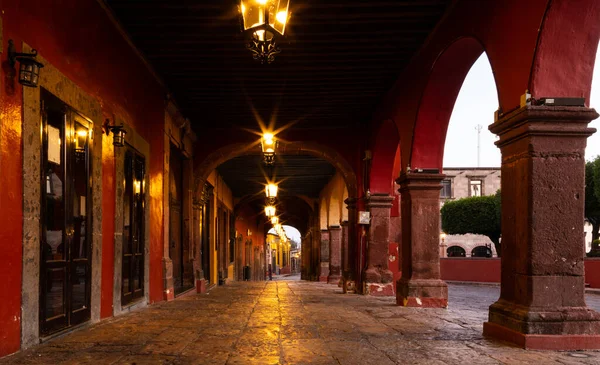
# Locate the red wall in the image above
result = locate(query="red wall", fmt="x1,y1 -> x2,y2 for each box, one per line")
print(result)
235,204 -> 266,272
441,258 -> 501,283
0,0 -> 167,356
0,34 -> 24,356
585,259 -> 600,289
441,258 -> 600,289
100,140 -> 115,318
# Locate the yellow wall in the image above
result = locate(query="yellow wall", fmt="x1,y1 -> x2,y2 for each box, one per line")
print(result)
207,170 -> 234,285
318,173 -> 347,228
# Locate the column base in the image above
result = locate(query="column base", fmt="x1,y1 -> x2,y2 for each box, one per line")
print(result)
484,299 -> 600,349
483,322 -> 600,350
342,278 -> 356,294
327,274 -> 341,285
196,279 -> 207,294
396,278 -> 448,308
364,282 -> 394,296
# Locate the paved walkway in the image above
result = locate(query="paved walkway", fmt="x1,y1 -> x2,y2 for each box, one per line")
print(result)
3,278 -> 600,364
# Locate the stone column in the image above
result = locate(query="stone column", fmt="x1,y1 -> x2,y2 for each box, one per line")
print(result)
301,231 -> 310,280
312,227 -> 320,281
328,226 -> 342,284
484,105 -> 600,350
319,230 -> 330,282
343,198 -> 358,293
340,221 -> 349,288
396,172 -> 447,308
363,194 -> 395,296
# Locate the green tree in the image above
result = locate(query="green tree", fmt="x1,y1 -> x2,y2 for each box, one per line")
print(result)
586,156 -> 600,255
441,191 -> 501,256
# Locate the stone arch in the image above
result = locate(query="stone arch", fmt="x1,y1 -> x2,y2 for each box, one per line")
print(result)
320,198 -> 329,230
446,245 -> 467,258
370,119 -> 400,194
194,141 -> 358,201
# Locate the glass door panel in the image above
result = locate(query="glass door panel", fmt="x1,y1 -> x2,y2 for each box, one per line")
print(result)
122,149 -> 145,305
40,91 -> 92,336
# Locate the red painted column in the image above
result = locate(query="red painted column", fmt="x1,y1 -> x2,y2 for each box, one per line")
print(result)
343,198 -> 357,293
328,226 -> 342,284
363,194 -> 395,296
319,230 -> 330,282
396,173 -> 448,308
484,106 -> 600,350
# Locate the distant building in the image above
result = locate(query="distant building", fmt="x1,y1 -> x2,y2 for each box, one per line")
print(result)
439,168 -> 501,257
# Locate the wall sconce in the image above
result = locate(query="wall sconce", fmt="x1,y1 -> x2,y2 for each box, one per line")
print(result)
103,119 -> 127,147
8,40 -> 44,88
261,132 -> 278,165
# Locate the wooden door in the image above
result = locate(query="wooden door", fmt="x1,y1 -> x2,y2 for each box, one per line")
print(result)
122,149 -> 145,305
40,90 -> 92,335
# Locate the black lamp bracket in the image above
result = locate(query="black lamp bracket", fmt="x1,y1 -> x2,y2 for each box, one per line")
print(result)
103,118 -> 124,135
8,39 -> 39,68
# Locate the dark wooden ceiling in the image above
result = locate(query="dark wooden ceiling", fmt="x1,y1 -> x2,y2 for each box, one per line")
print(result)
217,154 -> 336,199
105,0 -> 451,130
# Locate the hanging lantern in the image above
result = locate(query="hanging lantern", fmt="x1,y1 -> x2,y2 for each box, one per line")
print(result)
271,216 -> 279,225
265,205 -> 276,218
260,132 -> 278,165
8,40 -> 44,88
265,183 -> 278,198
240,0 -> 291,64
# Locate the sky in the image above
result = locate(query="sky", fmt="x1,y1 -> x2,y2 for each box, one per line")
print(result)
443,47 -> 600,167
268,225 -> 301,246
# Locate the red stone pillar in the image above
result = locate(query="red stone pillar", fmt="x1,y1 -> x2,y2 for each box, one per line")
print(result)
396,173 -> 447,307
319,230 -> 330,282
483,105 -> 600,350
343,198 -> 358,293
363,194 -> 395,296
340,221 -> 349,288
311,227 -> 320,281
328,226 -> 342,284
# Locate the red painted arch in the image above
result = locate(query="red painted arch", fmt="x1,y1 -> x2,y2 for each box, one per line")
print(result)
411,38 -> 487,169
369,119 -> 400,194
374,0 -> 600,171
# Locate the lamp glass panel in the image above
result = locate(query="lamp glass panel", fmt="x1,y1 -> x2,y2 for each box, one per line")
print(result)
269,0 -> 290,35
241,1 -> 265,31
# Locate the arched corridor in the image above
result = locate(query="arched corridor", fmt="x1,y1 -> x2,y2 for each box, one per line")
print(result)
2,0 -> 600,360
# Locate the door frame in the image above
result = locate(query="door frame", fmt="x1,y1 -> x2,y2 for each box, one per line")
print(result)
113,127 -> 150,315
21,46 -> 103,347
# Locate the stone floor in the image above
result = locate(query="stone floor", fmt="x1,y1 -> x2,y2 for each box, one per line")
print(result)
3,276 -> 600,365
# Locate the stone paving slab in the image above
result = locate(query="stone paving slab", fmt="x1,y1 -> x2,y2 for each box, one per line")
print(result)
3,278 -> 600,365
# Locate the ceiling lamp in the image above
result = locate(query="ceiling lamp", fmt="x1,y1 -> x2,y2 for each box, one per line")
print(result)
265,183 -> 278,198
239,0 -> 291,64
265,205 -> 276,218
261,133 -> 278,165
271,216 -> 279,225
8,40 -> 44,88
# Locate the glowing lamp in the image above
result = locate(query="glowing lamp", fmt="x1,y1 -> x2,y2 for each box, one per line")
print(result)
271,216 -> 279,225
265,183 -> 278,198
239,0 -> 291,63
265,205 -> 276,218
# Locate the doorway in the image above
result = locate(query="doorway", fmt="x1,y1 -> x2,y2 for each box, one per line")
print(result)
122,149 -> 146,305
169,145 -> 194,294
40,90 -> 92,335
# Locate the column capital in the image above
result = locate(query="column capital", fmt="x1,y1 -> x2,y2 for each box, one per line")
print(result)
366,193 -> 394,209
490,105 -> 597,148
344,197 -> 358,209
396,172 -> 445,192
328,225 -> 342,231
